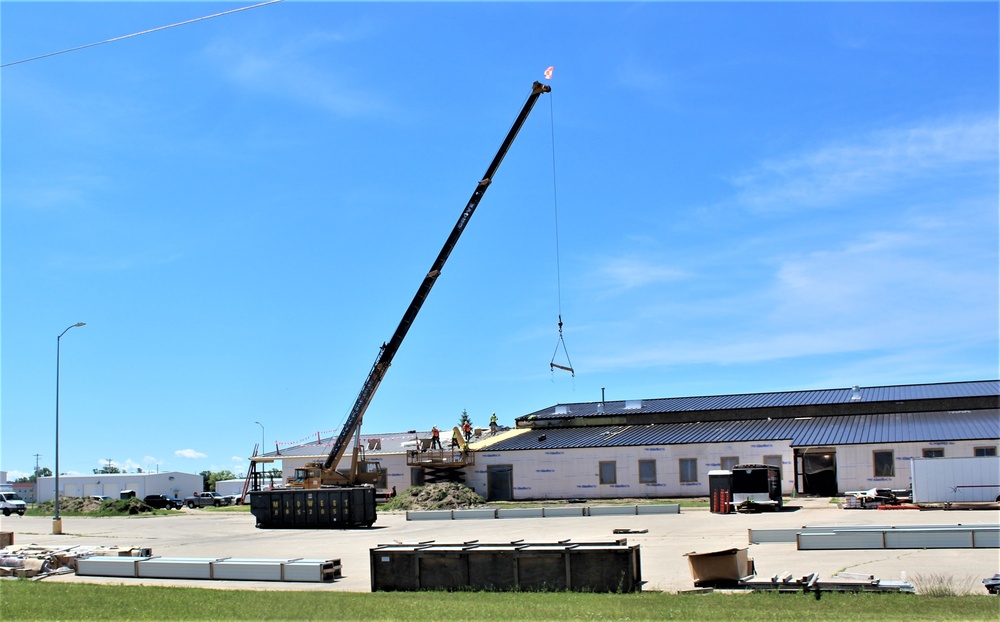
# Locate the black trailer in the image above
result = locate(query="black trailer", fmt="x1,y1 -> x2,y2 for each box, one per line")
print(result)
730,464 -> 782,512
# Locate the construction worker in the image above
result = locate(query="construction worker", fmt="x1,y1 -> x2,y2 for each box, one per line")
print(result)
463,421 -> 472,442
489,412 -> 498,435
431,425 -> 442,449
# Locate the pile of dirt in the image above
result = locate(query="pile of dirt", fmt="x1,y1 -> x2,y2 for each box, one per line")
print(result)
382,483 -> 485,511
37,497 -> 153,515
40,497 -> 104,513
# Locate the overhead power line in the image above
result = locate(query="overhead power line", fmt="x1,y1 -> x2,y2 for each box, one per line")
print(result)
1,0 -> 283,69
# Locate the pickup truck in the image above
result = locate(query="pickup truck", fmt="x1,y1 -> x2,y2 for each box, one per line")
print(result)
144,494 -> 183,510
184,491 -> 231,508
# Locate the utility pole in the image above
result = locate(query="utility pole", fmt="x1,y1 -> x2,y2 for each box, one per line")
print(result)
34,454 -> 42,478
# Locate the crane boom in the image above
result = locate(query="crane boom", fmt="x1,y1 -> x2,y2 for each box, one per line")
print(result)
322,81 -> 551,474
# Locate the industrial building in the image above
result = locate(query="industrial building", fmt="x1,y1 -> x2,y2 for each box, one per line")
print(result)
36,471 -> 202,503
260,380 -> 999,501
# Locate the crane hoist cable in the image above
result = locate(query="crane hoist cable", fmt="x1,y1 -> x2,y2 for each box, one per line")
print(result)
545,87 -> 574,377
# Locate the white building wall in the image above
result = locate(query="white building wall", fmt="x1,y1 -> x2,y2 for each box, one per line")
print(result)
467,441 -> 795,501
215,479 -> 245,496
36,472 -> 201,502
835,440 -> 999,493
271,436 -> 996,500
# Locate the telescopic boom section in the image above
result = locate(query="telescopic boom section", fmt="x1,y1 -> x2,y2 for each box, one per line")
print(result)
323,81 -> 552,473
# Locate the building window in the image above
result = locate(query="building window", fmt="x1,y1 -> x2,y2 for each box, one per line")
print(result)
679,458 -> 698,483
922,448 -> 944,458
720,456 -> 739,471
639,460 -> 657,484
974,447 -> 997,457
873,450 -> 894,477
599,461 -> 617,485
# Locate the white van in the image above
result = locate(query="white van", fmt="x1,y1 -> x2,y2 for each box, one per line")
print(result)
0,492 -> 27,516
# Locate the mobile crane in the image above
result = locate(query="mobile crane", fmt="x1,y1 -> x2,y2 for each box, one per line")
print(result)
250,81 -> 551,528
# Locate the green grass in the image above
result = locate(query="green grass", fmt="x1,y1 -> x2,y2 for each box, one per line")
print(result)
2,582 -> 997,621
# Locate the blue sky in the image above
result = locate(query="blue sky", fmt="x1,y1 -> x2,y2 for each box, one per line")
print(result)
2,2 -> 997,481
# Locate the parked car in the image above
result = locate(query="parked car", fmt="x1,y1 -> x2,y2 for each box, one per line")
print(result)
184,491 -> 231,508
89,495 -> 113,502
0,492 -> 27,516
143,494 -> 183,510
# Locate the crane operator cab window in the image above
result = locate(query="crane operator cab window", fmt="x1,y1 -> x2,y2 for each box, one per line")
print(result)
293,468 -> 310,482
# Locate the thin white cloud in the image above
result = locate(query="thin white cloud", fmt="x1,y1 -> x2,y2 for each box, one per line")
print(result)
204,27 -> 388,118
175,449 -> 207,459
578,194 -> 997,372
615,59 -> 668,93
732,115 -> 998,213
591,257 -> 687,297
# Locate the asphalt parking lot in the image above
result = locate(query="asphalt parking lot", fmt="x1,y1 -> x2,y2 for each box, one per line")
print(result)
4,499 -> 998,593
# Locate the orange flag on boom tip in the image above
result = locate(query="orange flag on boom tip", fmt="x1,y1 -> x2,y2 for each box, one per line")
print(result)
544,66 -> 554,80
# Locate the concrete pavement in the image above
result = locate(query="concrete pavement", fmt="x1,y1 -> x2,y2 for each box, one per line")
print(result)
2,500 -> 997,593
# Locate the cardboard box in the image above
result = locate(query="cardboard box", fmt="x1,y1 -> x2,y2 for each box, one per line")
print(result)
684,548 -> 752,586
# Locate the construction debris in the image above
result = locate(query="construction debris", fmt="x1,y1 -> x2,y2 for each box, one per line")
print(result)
684,548 -> 755,588
741,571 -> 915,595
983,573 -> 1000,594
843,488 -> 910,509
0,544 -> 150,580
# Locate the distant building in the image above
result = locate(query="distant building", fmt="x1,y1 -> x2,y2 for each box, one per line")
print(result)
214,479 -> 247,497
36,471 -> 202,502
260,380 -> 999,500
13,482 -> 36,503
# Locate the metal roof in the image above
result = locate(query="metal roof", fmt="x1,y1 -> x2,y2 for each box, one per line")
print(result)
262,431 -> 427,460
519,380 -> 1000,421
485,409 -> 999,451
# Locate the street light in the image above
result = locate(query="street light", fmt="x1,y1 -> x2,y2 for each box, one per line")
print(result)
54,322 -> 85,535
255,421 -> 265,454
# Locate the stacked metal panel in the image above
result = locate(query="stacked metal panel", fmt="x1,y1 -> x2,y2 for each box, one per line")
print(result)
75,556 -> 342,582
406,504 -> 679,521
749,523 -> 999,549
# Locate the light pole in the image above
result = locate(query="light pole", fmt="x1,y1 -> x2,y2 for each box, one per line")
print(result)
54,322 -> 85,535
255,421 -> 265,454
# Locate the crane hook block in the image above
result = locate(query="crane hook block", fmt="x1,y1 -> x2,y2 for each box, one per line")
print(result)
550,315 -> 575,377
